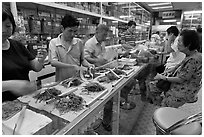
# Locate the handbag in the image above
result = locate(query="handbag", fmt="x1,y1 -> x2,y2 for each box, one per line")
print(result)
156,79 -> 171,92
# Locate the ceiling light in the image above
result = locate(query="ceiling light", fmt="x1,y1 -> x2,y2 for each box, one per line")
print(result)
176,22 -> 181,25
152,6 -> 173,9
119,15 -> 131,18
163,19 -> 177,22
148,2 -> 171,7
184,10 -> 202,14
185,18 -> 198,20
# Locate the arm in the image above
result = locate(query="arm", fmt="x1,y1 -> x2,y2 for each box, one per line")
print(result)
155,73 -> 184,83
84,43 -> 108,66
30,48 -> 48,72
50,60 -> 78,68
157,58 -> 195,84
30,58 -> 45,72
2,80 -> 38,96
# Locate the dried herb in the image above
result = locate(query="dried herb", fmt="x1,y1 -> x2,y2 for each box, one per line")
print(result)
34,88 -> 62,102
83,82 -> 105,93
54,93 -> 84,114
2,100 -> 23,120
113,69 -> 126,75
61,78 -> 82,88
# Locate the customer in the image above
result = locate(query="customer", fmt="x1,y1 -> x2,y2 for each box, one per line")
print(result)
156,26 -> 186,73
196,27 -> 202,53
84,24 -> 136,132
151,31 -> 161,45
2,6 -> 47,102
49,14 -> 94,82
120,20 -> 137,50
147,29 -> 202,108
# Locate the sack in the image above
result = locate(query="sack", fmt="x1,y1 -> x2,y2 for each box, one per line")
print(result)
156,79 -> 171,92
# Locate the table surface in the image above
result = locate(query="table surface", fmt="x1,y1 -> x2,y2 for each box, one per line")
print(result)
2,62 -> 148,135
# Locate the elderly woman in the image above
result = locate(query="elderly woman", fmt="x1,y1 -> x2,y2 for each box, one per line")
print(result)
147,29 -> 202,108
2,6 -> 47,102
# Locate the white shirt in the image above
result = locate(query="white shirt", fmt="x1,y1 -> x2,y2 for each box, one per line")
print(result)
165,37 -> 186,70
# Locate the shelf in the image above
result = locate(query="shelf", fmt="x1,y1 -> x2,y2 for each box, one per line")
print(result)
32,2 -> 128,23
32,2 -> 101,18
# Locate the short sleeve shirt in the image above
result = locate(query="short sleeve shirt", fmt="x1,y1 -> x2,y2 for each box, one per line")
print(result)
49,34 -> 84,81
120,30 -> 137,47
2,39 -> 35,102
84,36 -> 106,59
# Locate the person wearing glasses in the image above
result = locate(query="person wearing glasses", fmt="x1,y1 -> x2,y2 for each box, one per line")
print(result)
49,14 -> 94,82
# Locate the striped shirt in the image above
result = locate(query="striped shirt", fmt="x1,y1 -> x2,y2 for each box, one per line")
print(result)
120,30 -> 137,47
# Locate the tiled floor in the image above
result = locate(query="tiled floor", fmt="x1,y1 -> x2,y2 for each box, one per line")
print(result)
84,69 -> 202,135
130,88 -> 202,135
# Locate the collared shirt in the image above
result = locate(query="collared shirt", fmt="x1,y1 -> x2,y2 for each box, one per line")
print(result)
84,35 -> 106,59
120,30 -> 137,47
49,33 -> 83,81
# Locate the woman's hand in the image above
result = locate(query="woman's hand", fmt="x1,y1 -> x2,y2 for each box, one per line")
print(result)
36,48 -> 48,63
154,73 -> 166,80
3,80 -> 38,96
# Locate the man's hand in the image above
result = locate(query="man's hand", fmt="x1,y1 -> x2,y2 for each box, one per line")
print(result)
95,58 -> 108,67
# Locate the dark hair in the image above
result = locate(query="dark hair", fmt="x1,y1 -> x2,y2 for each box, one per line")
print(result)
61,14 -> 79,29
166,26 -> 179,37
156,31 -> 160,35
127,20 -> 136,27
180,29 -> 199,51
2,5 -> 16,34
197,27 -> 202,33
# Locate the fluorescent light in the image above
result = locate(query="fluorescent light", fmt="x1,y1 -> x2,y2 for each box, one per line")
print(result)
145,22 -> 150,25
163,19 -> 177,22
185,18 -> 198,20
119,15 -> 131,18
152,6 -> 172,9
184,10 -> 202,14
176,22 -> 181,25
148,2 -> 171,6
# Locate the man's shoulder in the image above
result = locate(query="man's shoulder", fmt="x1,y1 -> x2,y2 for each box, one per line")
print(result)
85,36 -> 95,46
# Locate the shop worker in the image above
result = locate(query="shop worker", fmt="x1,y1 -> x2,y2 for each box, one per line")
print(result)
2,6 -> 47,102
156,26 -> 186,74
49,14 -> 94,82
120,20 -> 137,50
84,24 -> 136,132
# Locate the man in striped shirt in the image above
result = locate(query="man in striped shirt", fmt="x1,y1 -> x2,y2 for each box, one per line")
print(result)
120,20 -> 137,50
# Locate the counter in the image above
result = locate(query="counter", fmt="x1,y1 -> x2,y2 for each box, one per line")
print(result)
2,61 -> 148,135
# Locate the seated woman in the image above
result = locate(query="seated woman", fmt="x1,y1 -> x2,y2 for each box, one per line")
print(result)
146,29 -> 202,108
